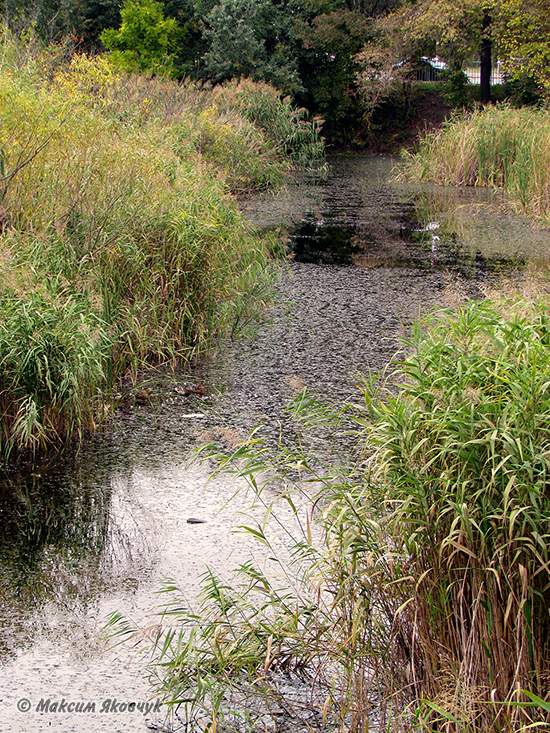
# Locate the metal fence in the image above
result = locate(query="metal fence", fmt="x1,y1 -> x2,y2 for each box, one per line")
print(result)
463,62 -> 505,85
416,58 -> 506,85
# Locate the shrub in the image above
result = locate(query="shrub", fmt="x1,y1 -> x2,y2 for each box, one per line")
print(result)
100,0 -> 181,77
0,292 -> 107,457
233,81 -> 325,167
174,102 -> 288,192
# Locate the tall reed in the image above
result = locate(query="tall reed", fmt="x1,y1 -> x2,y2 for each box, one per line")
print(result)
108,296 -> 550,732
401,106 -> 550,219
361,298 -> 550,730
223,79 -> 325,168
101,75 -> 325,192
0,34 -> 320,459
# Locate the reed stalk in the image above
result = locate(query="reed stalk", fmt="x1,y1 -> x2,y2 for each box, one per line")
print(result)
0,33 -> 324,459
400,106 -> 550,220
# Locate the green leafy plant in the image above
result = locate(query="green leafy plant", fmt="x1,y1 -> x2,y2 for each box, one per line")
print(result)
235,83 -> 325,168
101,0 -> 181,76
441,64 -> 471,108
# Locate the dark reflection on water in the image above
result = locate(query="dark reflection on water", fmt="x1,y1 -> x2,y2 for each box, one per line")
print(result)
0,448 -> 149,663
2,155 -> 550,732
241,155 -> 546,275
292,217 -> 363,265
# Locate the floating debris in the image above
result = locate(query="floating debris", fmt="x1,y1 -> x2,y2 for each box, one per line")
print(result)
176,385 -> 206,397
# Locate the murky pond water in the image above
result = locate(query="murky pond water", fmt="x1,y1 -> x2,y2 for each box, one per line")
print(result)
2,155 -> 550,733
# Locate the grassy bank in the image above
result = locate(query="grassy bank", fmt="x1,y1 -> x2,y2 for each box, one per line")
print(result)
111,294 -> 550,731
400,106 -> 550,220
0,36 -> 324,460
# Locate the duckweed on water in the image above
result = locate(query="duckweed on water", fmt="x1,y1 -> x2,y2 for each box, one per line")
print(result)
109,296 -> 550,732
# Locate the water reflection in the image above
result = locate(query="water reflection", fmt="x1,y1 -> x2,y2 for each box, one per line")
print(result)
0,446 -> 156,664
292,217 -> 363,265
240,155 -> 548,275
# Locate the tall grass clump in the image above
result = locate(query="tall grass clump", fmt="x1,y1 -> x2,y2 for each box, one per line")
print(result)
109,297 -> 550,731
173,102 -> 289,192
224,80 -> 325,168
361,298 -> 550,730
0,35 -> 318,459
0,292 -> 108,455
401,106 -> 550,220
102,76 -> 325,191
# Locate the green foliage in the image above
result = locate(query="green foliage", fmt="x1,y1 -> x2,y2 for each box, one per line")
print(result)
106,401 -> 401,731
200,0 -> 301,95
361,0 -> 550,114
500,0 -> 550,102
309,53 -> 366,148
174,102 -> 288,192
0,292 -> 107,456
34,0 -> 121,49
107,297 -> 550,732
441,64 -> 470,108
294,6 -> 374,147
234,83 -> 325,166
168,79 -> 324,188
100,0 -> 181,76
161,0 -> 206,77
10,0 -> 548,149
503,74 -> 543,108
392,0 -> 492,67
400,105 -> 550,220
361,0 -> 498,111
360,299 -> 550,730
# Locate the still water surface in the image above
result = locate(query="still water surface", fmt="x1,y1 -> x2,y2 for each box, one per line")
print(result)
1,155 -> 550,732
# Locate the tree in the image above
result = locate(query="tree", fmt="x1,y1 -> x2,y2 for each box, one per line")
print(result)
38,0 -> 122,48
192,0 -> 398,142
100,0 -> 181,75
199,0 -> 301,93
499,0 -> 550,101
163,0 -> 206,77
292,6 -> 373,143
373,0 -> 498,104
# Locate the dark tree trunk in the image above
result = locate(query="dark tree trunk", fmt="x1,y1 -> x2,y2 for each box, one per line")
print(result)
480,9 -> 492,105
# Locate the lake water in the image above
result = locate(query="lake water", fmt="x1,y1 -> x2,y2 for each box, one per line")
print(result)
1,155 -> 549,733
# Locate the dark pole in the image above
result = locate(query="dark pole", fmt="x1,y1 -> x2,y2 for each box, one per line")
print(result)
480,8 -> 491,105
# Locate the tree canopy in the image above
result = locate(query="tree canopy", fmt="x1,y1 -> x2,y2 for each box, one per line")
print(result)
375,0 -> 497,103
200,0 -> 301,93
3,0 -> 550,143
499,0 -> 550,99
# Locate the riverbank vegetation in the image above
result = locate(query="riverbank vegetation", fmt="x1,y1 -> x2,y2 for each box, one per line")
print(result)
4,0 -> 549,148
0,35 -> 323,460
110,293 -> 550,731
400,106 -> 550,220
